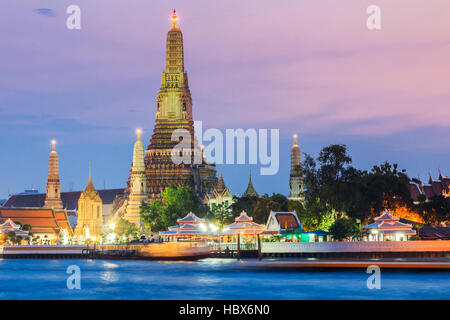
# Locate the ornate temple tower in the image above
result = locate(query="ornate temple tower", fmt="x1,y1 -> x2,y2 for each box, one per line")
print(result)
124,130 -> 148,225
145,10 -> 217,200
288,134 -> 304,202
44,140 -> 63,209
74,166 -> 103,238
242,170 -> 259,198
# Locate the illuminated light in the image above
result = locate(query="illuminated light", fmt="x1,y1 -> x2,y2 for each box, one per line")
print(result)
109,222 -> 116,230
209,223 -> 218,232
136,129 -> 142,141
199,223 -> 207,232
371,230 -> 378,234
293,134 -> 298,145
51,139 -> 56,150
171,8 -> 178,26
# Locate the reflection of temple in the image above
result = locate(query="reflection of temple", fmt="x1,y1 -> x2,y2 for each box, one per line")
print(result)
410,171 -> 450,202
144,10 -> 217,200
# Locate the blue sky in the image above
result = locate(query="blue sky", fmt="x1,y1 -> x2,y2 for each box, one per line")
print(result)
0,1 -> 449,199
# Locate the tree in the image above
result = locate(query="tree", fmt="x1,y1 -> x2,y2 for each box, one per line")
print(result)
347,162 -> 412,222
22,224 -> 32,232
329,218 -> 360,241
417,195 -> 450,224
7,231 -> 16,244
139,185 -> 206,232
116,218 -> 139,238
211,203 -> 233,228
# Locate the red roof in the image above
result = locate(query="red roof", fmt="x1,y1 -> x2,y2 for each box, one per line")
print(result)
276,214 -> 299,229
0,208 -> 73,236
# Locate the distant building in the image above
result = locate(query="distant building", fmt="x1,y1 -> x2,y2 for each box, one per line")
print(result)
123,130 -> 148,226
410,171 -> 450,203
43,141 -> 63,209
242,171 -> 259,198
0,207 -> 73,243
74,167 -> 103,239
288,134 -> 304,203
204,169 -> 234,211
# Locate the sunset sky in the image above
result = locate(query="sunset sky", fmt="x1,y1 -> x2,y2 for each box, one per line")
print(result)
0,0 -> 449,198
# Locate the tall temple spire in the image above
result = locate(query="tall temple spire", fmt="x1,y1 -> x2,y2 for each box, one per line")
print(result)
289,134 -> 304,202
143,9 -> 218,201
243,169 -> 259,198
124,129 -> 148,226
44,140 -> 63,209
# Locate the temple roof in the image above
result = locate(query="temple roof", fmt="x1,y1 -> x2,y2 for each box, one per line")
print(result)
3,189 -> 124,211
374,210 -> 400,222
235,211 -> 253,223
177,212 -> 204,224
242,172 -> 259,198
0,208 -> 73,236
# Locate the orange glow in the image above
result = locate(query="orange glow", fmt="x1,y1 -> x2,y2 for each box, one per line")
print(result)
171,9 -> 178,26
383,206 -> 425,224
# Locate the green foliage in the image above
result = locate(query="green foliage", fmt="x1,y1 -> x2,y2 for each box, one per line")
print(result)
22,224 -> 32,231
231,193 -> 288,224
140,185 -> 206,232
329,217 -> 360,241
116,218 -> 139,237
302,144 -> 413,228
210,203 -> 233,228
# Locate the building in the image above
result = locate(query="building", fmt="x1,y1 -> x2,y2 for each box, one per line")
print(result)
242,171 -> 259,198
410,171 -> 450,203
159,212 -> 208,241
0,219 -> 29,244
144,9 -> 217,200
221,211 -> 264,240
3,189 -> 124,223
204,169 -> 234,211
288,134 -> 304,203
43,140 -> 63,209
363,210 -> 416,241
0,207 -> 73,243
123,130 -> 148,225
261,211 -> 302,237
74,167 -> 103,239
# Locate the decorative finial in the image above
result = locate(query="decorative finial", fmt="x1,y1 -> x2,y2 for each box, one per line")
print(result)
89,161 -> 92,181
136,128 -> 142,141
171,8 -> 178,26
51,139 -> 56,151
293,134 -> 298,146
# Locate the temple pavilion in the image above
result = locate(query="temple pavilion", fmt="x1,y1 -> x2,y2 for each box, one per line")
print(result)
0,219 -> 30,244
221,211 -> 264,241
159,212 -> 208,242
363,210 -> 416,241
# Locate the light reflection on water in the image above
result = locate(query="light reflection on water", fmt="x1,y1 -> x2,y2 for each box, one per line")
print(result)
0,258 -> 448,300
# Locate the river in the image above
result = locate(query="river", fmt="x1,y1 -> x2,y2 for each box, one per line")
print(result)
0,258 -> 449,299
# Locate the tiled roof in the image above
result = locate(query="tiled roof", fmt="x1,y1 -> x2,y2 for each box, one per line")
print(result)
3,188 -> 125,211
235,211 -> 253,223
275,213 -> 299,229
374,210 -> 399,222
177,212 -> 204,224
418,225 -> 450,240
0,208 -> 73,236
